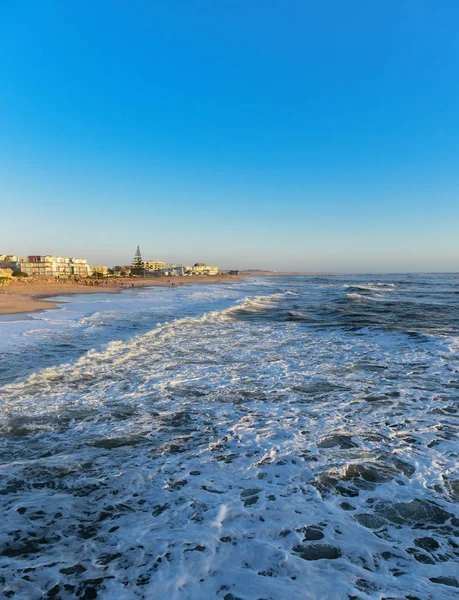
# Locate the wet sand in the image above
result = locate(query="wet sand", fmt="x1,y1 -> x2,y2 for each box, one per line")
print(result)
0,276 -> 240,315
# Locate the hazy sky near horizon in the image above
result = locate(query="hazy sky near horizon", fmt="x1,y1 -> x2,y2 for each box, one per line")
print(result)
1,1 -> 458,272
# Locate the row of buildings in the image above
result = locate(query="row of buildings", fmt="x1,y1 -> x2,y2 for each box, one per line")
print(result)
114,261 -> 219,277
0,255 -> 109,278
0,255 -> 219,278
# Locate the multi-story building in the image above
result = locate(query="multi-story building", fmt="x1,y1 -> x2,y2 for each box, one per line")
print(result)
0,255 -> 18,269
0,254 -> 105,277
155,263 -> 219,276
71,257 -> 97,277
91,265 -> 109,276
144,260 -> 165,272
19,256 -> 93,277
189,263 -> 219,275
159,264 -> 189,276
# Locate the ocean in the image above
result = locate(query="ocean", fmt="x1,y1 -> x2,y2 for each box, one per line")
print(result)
0,274 -> 458,599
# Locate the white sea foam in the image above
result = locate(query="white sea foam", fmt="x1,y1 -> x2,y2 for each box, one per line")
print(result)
0,275 -> 458,599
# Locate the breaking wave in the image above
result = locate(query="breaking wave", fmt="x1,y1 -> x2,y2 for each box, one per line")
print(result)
0,274 -> 458,599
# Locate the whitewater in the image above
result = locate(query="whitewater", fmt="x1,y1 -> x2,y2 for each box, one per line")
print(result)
0,274 -> 458,599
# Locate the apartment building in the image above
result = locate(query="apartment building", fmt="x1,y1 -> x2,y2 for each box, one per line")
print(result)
0,254 -> 106,277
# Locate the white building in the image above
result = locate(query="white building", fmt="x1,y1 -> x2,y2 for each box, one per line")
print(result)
189,263 -> 219,275
159,264 -> 189,276
144,260 -> 165,273
0,254 -> 103,277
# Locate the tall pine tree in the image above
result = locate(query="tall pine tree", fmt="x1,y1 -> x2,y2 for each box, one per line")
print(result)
132,245 -> 144,275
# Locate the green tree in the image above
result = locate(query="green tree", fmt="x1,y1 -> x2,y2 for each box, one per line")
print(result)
131,245 -> 144,276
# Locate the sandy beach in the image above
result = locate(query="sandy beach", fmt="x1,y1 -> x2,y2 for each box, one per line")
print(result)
0,275 -> 240,315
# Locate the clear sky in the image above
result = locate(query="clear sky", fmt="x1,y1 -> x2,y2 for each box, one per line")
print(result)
1,1 -> 458,272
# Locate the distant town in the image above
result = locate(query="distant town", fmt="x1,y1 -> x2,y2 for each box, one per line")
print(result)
0,247 -> 233,281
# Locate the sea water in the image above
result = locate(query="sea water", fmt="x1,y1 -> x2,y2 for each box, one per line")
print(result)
0,275 -> 458,599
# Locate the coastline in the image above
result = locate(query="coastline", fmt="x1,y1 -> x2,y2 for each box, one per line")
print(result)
0,275 -> 240,316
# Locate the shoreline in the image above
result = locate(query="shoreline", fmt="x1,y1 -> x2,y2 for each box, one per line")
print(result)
0,275 -> 241,317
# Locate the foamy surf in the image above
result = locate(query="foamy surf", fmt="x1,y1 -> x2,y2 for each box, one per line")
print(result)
0,274 -> 458,599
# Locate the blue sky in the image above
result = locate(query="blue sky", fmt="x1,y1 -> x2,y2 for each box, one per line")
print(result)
1,0 -> 458,272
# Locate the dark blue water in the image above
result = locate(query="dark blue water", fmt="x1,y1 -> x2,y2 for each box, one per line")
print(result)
0,274 -> 458,599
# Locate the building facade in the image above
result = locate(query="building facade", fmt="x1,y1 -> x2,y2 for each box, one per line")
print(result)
144,260 -> 165,272
155,263 -> 219,276
159,264 -> 188,276
189,263 -> 219,275
0,255 -> 105,277
0,255 -> 18,269
91,265 -> 109,276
